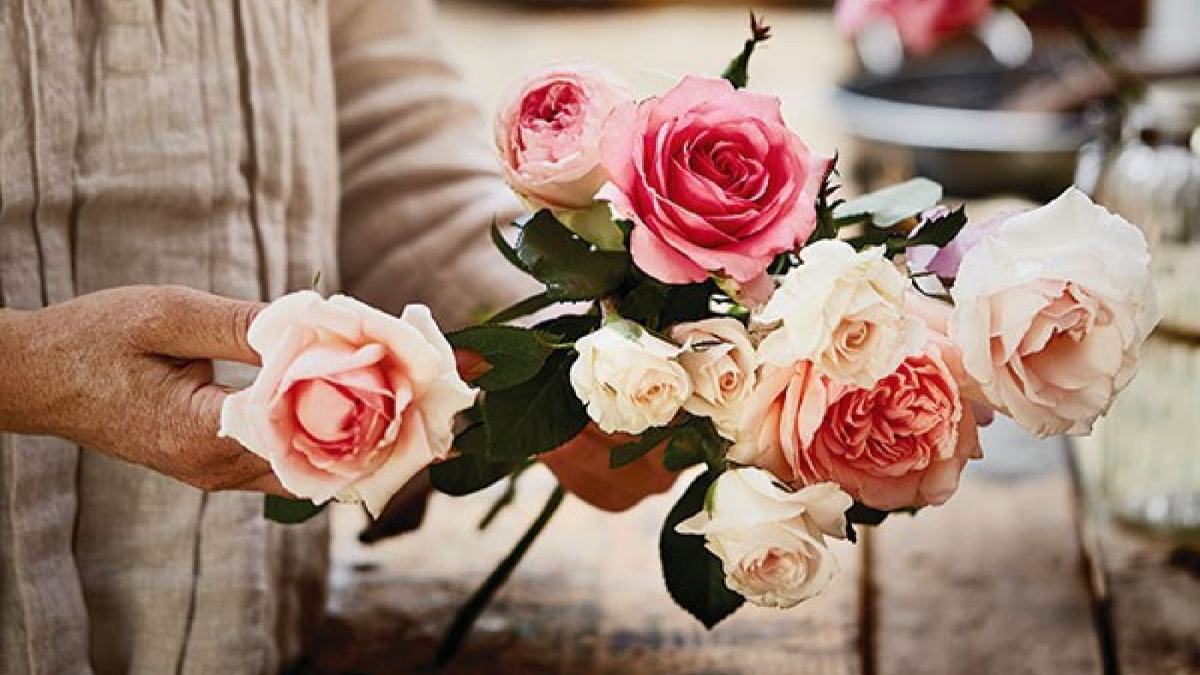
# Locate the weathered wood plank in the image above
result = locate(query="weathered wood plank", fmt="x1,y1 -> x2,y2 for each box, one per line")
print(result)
306,467 -> 862,675
1089,519 -> 1200,675
871,423 -> 1104,675
1072,439 -> 1200,675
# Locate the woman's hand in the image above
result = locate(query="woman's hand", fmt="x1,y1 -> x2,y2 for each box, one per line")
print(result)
0,285 -> 288,495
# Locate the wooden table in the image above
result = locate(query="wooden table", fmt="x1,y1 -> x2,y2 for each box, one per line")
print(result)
296,3 -> 1200,673
299,417 -> 1200,675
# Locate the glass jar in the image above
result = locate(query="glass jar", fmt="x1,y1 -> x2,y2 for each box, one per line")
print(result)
1080,80 -> 1200,545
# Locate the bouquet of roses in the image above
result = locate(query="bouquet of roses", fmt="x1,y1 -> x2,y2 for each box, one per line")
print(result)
218,15 -> 1158,665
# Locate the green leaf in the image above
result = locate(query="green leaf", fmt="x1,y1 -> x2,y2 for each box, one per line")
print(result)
534,312 -> 600,342
904,206 -> 968,249
491,222 -> 530,273
833,177 -> 944,228
663,418 -> 726,472
556,202 -> 626,251
430,425 -> 522,496
617,278 -> 672,330
516,210 -> 629,301
846,502 -> 890,526
659,281 -> 717,327
482,350 -> 589,460
721,13 -> 771,89
264,495 -> 326,524
660,470 -> 745,628
447,325 -> 557,391
484,292 -> 556,325
609,425 -> 675,469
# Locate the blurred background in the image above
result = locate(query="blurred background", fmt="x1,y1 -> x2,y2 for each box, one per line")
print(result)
308,1 -> 1200,673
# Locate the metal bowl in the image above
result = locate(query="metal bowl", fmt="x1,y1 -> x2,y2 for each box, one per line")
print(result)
833,54 -> 1089,200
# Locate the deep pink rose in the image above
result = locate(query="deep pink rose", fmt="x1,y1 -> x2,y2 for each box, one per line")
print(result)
600,76 -> 828,284
495,63 -> 631,210
835,0 -> 992,54
731,294 -> 981,510
220,291 -> 476,516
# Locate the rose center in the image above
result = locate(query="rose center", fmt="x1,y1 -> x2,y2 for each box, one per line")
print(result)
293,379 -> 359,442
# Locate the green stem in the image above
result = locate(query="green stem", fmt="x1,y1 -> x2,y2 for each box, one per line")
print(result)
434,485 -> 566,667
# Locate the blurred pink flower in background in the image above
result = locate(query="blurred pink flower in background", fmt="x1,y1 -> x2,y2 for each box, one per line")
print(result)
834,0 -> 993,54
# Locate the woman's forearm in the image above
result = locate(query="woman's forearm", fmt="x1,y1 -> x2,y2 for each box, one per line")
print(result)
0,308 -> 37,433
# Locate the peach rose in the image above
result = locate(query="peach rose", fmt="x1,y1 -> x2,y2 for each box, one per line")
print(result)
834,0 -> 992,54
219,291 -> 476,516
495,63 -> 632,210
599,75 -> 829,284
949,188 -> 1160,436
676,468 -> 852,608
732,294 -> 981,510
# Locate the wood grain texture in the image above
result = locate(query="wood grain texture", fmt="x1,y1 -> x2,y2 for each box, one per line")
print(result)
871,430 -> 1104,675
303,468 -> 862,675
1073,438 -> 1200,675
1092,520 -> 1200,675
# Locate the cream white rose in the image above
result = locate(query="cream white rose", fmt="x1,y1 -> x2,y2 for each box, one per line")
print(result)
676,467 -> 852,609
757,239 -> 924,388
670,318 -> 757,440
570,322 -> 692,434
949,188 -> 1160,436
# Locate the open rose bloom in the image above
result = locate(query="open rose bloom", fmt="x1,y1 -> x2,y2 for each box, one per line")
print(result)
220,291 -> 475,517
600,76 -> 830,284
270,26 -> 1160,649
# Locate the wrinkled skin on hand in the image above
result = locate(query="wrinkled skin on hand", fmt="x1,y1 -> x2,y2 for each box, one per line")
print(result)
0,285 -> 288,495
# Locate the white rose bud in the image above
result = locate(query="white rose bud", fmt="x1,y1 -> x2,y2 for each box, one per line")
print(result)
676,467 -> 852,609
757,239 -> 924,388
670,318 -> 757,440
570,321 -> 692,434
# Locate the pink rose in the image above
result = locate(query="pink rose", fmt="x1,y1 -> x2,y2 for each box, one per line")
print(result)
219,291 -> 476,516
600,76 -> 829,284
731,294 -> 981,510
834,0 -> 992,54
949,188 -> 1159,436
495,63 -> 632,210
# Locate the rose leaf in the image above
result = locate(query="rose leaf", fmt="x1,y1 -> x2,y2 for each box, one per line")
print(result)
482,350 -> 590,460
447,325 -> 559,391
609,425 -> 676,469
516,210 -> 630,301
833,177 -> 944,227
660,470 -> 745,629
263,495 -> 327,525
430,424 -> 524,496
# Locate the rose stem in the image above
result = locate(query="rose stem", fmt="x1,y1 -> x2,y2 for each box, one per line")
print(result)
433,484 -> 567,667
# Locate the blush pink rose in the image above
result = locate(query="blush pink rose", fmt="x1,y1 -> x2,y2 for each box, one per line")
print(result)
219,291 -> 476,517
949,189 -> 1159,437
600,75 -> 829,285
731,294 -> 981,511
834,0 -> 992,54
495,63 -> 632,210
